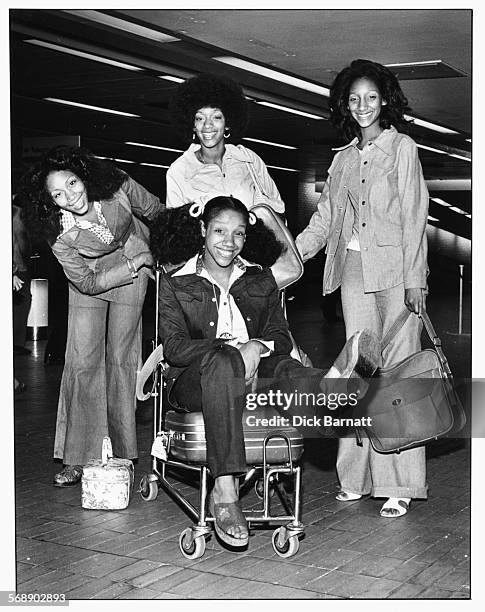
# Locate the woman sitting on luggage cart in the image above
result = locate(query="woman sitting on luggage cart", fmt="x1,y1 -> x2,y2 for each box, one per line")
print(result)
152,195 -> 380,547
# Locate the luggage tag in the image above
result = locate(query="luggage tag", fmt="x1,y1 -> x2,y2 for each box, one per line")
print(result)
151,432 -> 169,461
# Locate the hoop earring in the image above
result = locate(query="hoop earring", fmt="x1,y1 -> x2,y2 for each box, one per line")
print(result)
224,128 -> 231,139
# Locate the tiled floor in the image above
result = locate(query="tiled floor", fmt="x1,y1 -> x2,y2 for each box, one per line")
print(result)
12,289 -> 471,600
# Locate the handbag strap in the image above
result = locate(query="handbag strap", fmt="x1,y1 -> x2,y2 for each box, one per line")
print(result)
381,307 -> 453,381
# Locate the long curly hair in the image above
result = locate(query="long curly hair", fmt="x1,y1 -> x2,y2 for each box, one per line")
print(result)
169,73 -> 249,143
150,197 -> 285,268
329,59 -> 411,142
19,146 -> 126,244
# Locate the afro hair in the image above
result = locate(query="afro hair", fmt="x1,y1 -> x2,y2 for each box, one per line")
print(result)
169,73 -> 249,143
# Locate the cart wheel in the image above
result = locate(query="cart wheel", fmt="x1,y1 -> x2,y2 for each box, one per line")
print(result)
179,528 -> 206,560
139,475 -> 158,501
254,479 -> 275,499
272,527 -> 300,558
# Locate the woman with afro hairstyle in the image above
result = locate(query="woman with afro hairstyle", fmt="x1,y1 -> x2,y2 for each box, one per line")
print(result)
21,146 -> 164,486
166,73 -> 285,214
296,59 -> 429,518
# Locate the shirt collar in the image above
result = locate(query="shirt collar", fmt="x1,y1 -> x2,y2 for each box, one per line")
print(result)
332,126 -> 397,156
172,252 -> 257,278
183,143 -> 249,180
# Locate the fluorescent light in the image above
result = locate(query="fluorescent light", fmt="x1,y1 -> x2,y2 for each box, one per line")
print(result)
465,213 -> 472,219
267,165 -> 299,173
158,75 -> 185,84
63,10 -> 180,43
125,141 -> 183,153
466,138 -> 472,142
431,197 -> 452,207
427,215 -> 440,222
255,101 -> 324,120
242,137 -> 297,150
449,206 -> 468,215
426,179 -> 471,191
95,156 -> 135,164
417,143 -> 471,163
386,60 -> 442,67
140,162 -> 170,169
405,114 -> 459,135
44,98 -> 140,118
213,56 -> 331,97
24,39 -> 143,72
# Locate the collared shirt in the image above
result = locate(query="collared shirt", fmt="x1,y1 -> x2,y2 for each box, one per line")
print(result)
296,126 -> 429,294
165,143 -> 285,213
59,201 -> 114,244
173,253 -> 274,356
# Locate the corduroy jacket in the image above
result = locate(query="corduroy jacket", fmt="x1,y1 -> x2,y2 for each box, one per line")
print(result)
296,127 -> 428,294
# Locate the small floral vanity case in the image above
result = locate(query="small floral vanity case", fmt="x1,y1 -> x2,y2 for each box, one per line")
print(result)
81,436 -> 134,510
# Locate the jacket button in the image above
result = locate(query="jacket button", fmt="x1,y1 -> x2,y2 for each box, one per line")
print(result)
211,297 -> 216,302
362,201 -> 366,205
362,223 -> 366,227
362,179 -> 365,183
363,161 -> 368,165
246,317 -> 252,322
209,321 -> 215,326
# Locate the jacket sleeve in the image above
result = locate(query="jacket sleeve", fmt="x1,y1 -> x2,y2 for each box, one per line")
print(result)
295,178 -> 331,260
51,237 -> 133,295
397,138 -> 429,289
158,274 -> 223,366
165,165 -> 186,209
120,174 -> 164,221
248,149 -> 285,214
254,272 -> 293,355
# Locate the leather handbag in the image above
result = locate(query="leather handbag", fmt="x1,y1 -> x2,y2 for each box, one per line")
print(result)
356,309 -> 466,453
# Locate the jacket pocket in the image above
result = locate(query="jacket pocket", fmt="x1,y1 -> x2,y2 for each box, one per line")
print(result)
375,225 -> 402,246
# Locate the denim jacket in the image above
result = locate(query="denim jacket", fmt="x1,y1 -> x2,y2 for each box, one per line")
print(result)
296,127 -> 428,294
51,175 -> 163,296
158,259 -> 292,383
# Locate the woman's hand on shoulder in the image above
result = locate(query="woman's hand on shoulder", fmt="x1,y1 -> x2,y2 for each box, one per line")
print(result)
404,287 -> 426,315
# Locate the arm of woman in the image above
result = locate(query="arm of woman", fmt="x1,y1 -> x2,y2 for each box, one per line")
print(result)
295,178 -> 331,262
158,274 -> 224,366
254,273 -> 293,355
248,149 -> 286,214
120,174 -> 164,221
398,138 -> 429,313
51,237 -> 151,295
165,166 -> 187,209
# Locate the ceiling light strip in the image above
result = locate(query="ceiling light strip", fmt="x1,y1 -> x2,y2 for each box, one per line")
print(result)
267,165 -> 299,173
25,39 -> 143,72
95,156 -> 135,164
417,143 -> 471,163
386,60 -> 442,67
158,75 -> 185,84
44,98 -> 140,118
140,162 -> 170,169
255,101 -> 324,120
242,137 -> 297,150
62,10 -> 180,43
405,114 -> 459,135
213,56 -> 331,97
427,215 -> 440,222
125,141 -> 184,153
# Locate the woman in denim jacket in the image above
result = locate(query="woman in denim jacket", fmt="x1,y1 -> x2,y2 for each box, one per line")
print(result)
296,59 -> 429,518
22,146 -> 164,486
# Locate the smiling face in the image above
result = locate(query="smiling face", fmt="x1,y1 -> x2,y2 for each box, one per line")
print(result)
348,77 -> 387,138
46,170 -> 89,215
193,106 -> 226,149
201,208 -> 247,273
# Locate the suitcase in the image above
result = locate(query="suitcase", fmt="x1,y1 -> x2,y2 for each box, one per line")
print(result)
164,407 -> 304,465
81,437 -> 134,510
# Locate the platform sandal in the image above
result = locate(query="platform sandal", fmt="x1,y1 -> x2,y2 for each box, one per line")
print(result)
209,493 -> 249,548
336,491 -> 363,501
380,497 -> 410,518
53,465 -> 83,487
